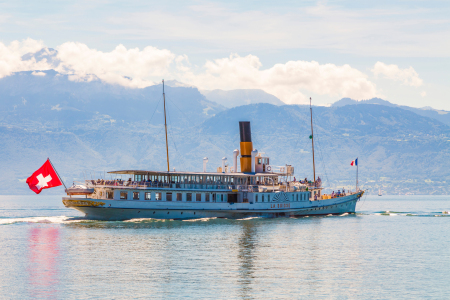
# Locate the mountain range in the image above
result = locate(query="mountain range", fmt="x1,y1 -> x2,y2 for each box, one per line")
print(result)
333,98 -> 450,127
1,70 -> 449,195
200,89 -> 284,108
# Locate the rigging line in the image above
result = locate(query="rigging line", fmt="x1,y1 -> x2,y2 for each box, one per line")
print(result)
166,97 -> 202,169
311,115 -> 326,166
317,142 -> 339,188
314,133 -> 330,187
293,108 -> 306,150
327,140 -> 346,175
311,113 -> 335,188
311,115 -> 329,187
165,105 -> 178,152
148,94 -> 164,126
314,117 -> 345,172
136,94 -> 164,146
164,99 -> 189,172
163,96 -> 196,170
311,115 -> 346,188
164,98 -> 201,171
165,95 -> 196,128
165,102 -> 180,154
143,126 -> 165,159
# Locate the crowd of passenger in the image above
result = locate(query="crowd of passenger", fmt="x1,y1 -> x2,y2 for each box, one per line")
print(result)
89,175 -> 333,192
292,176 -> 322,187
89,178 -> 232,188
312,188 -> 348,200
90,178 -> 169,187
329,189 -> 347,198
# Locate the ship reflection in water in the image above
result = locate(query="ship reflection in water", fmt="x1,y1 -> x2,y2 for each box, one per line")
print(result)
60,217 -> 364,298
237,221 -> 257,299
28,227 -> 60,299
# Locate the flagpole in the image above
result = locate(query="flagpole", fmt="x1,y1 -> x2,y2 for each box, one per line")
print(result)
356,157 -> 358,192
309,97 -> 316,183
48,158 -> 67,190
163,79 -> 170,173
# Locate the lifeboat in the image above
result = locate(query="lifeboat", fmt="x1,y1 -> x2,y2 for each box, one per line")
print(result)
65,184 -> 94,196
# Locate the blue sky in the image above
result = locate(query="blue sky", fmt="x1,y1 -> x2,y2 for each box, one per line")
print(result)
0,0 -> 449,108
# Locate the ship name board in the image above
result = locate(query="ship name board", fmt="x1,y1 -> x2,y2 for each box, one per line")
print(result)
270,203 -> 290,209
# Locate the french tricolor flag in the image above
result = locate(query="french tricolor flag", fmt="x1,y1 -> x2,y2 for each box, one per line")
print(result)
351,158 -> 358,166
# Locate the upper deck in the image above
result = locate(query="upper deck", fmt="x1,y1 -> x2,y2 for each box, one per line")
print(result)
80,169 -> 321,194
109,169 -> 280,185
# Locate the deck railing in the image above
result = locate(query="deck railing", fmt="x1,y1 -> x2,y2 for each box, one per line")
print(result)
81,179 -> 320,191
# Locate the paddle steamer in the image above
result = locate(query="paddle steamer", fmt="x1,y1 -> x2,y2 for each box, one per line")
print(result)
62,82 -> 364,220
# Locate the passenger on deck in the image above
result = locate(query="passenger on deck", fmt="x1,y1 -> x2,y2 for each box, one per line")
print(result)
332,191 -> 335,198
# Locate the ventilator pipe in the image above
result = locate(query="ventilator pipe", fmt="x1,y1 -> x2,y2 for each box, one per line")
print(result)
203,157 -> 208,172
222,157 -> 227,173
233,149 -> 239,173
251,149 -> 258,173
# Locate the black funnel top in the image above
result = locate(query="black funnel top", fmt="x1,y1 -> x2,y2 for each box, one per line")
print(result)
239,121 -> 252,142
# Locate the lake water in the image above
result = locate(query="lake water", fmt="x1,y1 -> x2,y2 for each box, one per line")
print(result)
0,195 -> 449,299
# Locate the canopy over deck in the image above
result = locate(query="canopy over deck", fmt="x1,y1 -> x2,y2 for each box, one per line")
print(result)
108,170 -> 281,177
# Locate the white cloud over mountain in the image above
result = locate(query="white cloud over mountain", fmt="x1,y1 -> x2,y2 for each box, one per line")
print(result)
55,42 -> 176,88
0,39 -> 426,104
372,62 -> 423,87
184,54 -> 377,104
0,38 -> 52,78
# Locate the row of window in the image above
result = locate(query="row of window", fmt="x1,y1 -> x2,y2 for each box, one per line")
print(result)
254,194 -> 271,202
254,193 -> 309,202
118,191 -> 225,202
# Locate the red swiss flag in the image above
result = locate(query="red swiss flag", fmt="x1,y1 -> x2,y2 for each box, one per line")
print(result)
26,159 -> 63,194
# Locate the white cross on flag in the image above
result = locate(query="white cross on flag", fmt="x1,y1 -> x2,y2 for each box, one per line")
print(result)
26,159 -> 63,194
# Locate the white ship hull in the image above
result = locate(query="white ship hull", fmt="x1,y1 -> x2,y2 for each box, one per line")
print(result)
63,191 -> 362,221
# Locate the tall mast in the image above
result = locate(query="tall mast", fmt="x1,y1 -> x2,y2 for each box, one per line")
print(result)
163,80 -> 170,172
310,97 -> 316,183
356,157 -> 358,191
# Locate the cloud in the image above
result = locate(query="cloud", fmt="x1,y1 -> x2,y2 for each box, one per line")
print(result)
184,54 -> 377,104
0,38 -> 52,78
51,104 -> 62,111
0,39 -> 380,104
32,71 -> 46,76
55,42 -> 176,88
109,3 -> 450,57
421,91 -> 427,97
372,62 -> 423,87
